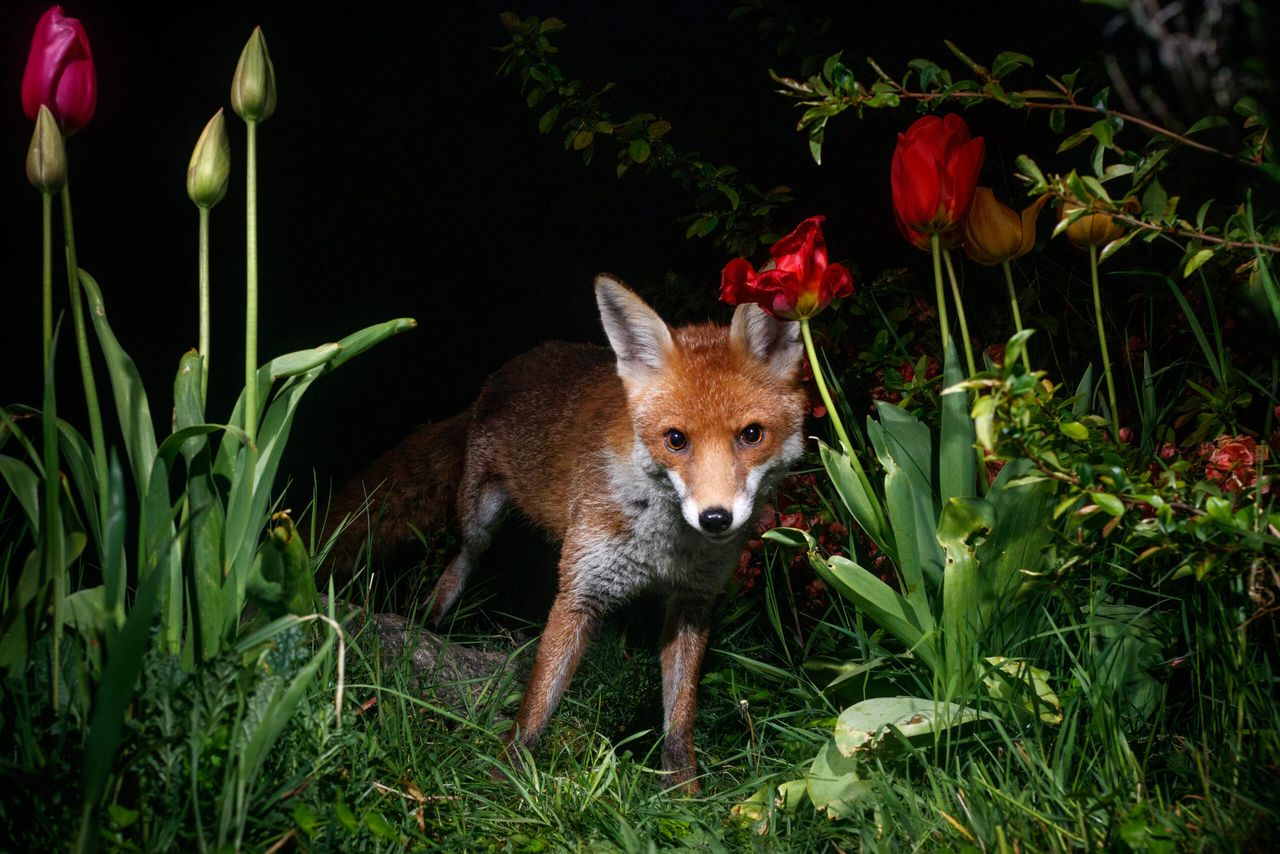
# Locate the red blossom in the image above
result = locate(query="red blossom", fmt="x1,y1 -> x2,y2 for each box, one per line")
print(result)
22,6 -> 96,135
891,114 -> 985,250
720,216 -> 853,320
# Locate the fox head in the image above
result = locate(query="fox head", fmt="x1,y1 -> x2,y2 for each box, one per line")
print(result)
595,274 -> 808,541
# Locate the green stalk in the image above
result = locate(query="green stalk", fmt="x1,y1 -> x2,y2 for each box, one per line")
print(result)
60,182 -> 109,532
199,206 -> 211,405
41,195 -> 63,715
1001,260 -> 1032,371
1090,244 -> 1121,441
42,193 -> 53,366
799,318 -> 852,453
931,233 -> 950,350
942,249 -> 976,377
244,120 -> 259,441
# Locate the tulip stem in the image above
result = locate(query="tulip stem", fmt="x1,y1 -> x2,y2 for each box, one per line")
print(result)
942,250 -> 976,377
931,234 -> 950,351
800,319 -> 853,454
244,120 -> 259,441
1090,244 -> 1121,441
60,182 -> 109,534
1001,261 -> 1032,372
42,193 -> 54,367
199,206 -> 211,405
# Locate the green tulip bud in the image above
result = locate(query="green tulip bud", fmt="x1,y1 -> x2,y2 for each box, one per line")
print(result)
187,108 -> 231,208
230,26 -> 276,123
26,104 -> 66,193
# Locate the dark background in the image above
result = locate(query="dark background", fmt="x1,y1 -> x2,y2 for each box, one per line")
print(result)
2,1 -> 1271,508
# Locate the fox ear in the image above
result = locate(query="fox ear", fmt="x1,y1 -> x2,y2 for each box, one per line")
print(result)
596,274 -> 675,383
730,303 -> 803,380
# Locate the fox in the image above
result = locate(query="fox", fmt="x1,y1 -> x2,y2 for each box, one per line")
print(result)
326,275 -> 807,791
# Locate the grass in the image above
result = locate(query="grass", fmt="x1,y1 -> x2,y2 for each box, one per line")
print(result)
3,490 -> 1279,851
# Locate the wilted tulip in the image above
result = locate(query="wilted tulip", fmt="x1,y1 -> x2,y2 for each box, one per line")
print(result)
962,188 -> 1048,265
187,109 -> 231,209
231,26 -> 277,122
720,216 -> 853,320
21,5 -> 96,136
891,114 -> 985,249
26,104 -> 67,193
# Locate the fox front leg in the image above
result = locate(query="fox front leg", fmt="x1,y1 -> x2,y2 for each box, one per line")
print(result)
659,594 -> 713,793
502,591 -> 600,768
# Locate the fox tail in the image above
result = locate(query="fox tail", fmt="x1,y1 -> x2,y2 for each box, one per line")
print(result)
319,409 -> 470,573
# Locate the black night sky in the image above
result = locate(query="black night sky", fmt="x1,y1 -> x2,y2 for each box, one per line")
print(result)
4,1 -> 1265,504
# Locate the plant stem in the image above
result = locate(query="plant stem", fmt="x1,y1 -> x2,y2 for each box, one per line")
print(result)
244,120 -> 259,442
942,249 -> 976,376
199,206 -> 211,406
42,193 -> 53,367
60,181 -> 109,531
931,233 -> 950,351
800,318 -> 852,453
1090,244 -> 1121,441
1002,261 -> 1033,372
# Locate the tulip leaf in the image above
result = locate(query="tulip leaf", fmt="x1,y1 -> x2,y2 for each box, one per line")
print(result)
0,456 -> 39,534
939,340 -> 977,508
79,269 -> 159,502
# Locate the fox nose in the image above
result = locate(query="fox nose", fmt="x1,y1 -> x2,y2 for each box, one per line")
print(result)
698,507 -> 733,534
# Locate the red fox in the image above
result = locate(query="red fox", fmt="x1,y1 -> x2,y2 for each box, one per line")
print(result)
327,275 -> 807,791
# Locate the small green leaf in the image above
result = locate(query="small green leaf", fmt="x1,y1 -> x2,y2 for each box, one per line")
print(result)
1183,248 -> 1214,278
1059,421 -> 1089,441
571,130 -> 594,150
1090,492 -> 1125,517
628,138 -> 650,163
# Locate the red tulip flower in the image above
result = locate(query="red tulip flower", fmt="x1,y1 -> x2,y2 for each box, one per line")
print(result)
891,114 -> 984,250
22,6 -> 97,136
720,216 -> 853,320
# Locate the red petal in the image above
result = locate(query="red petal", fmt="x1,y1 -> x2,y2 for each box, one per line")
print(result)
719,258 -> 757,305
942,136 -> 985,224
821,263 -> 854,302
892,133 -> 943,230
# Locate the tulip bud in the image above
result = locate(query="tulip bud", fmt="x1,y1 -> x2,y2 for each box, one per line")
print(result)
187,109 -> 231,208
26,104 -> 67,193
231,26 -> 277,123
1060,202 -> 1131,251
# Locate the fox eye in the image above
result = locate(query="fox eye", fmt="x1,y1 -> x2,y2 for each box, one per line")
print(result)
664,428 -> 689,452
740,423 -> 765,445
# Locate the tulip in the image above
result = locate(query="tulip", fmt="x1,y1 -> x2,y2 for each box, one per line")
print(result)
1060,203 -> 1127,250
187,109 -> 231,209
891,114 -> 985,243
962,188 -> 1048,265
720,216 -> 868,503
21,5 -> 96,136
231,26 -> 277,123
890,114 -> 984,358
719,216 -> 853,321
26,104 -> 67,194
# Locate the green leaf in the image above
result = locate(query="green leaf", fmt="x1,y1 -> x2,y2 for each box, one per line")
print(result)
762,526 -> 816,550
874,402 -> 943,613
819,440 -> 894,564
937,497 -> 995,692
834,696 -> 991,755
939,340 -> 977,507
813,555 -> 938,672
79,270 -> 158,502
1090,118 -> 1114,148
1183,248 -> 1214,278
1049,108 -> 1066,134
1059,421 -> 1089,441
806,737 -> 873,820
0,456 -> 40,533
1090,491 -> 1125,517
1014,154 -> 1046,191
628,138 -> 651,164
991,51 -> 1033,79
1056,126 -> 1093,153
247,513 -> 317,617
